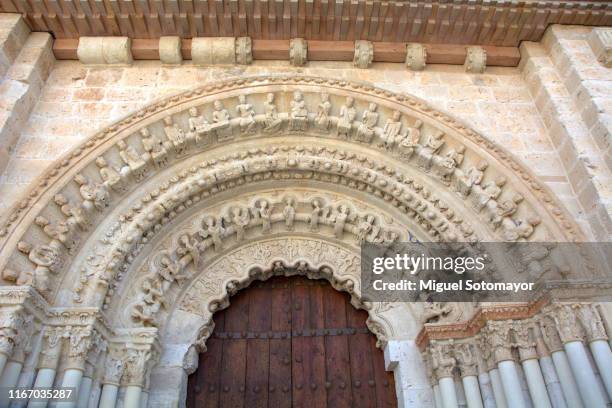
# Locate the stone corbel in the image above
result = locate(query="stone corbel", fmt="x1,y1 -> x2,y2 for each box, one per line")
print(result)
77,37 -> 133,65
587,28 -> 612,68
464,46 -> 486,73
289,38 -> 308,66
235,37 -> 252,65
192,37 -> 252,65
353,40 -> 373,69
159,36 -> 183,65
405,43 -> 427,71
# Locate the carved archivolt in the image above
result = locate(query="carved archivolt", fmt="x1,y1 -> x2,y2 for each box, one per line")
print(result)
0,76 -> 584,322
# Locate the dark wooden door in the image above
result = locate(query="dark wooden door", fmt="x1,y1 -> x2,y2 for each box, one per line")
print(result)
187,276 -> 397,408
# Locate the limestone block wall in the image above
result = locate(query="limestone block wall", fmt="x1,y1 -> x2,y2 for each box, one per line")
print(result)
0,14 -> 609,241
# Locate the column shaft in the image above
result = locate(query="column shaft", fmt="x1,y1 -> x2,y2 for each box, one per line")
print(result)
27,368 -> 56,408
521,359 -> 552,408
98,384 -> 119,408
538,355 -> 567,408
550,350 -> 583,408
589,340 -> 612,400
140,391 -> 149,408
564,340 -> 607,407
498,360 -> 526,408
0,360 -> 23,407
76,376 -> 93,408
439,376 -> 459,408
488,368 -> 507,408
477,372 -> 496,408
434,383 -> 444,408
0,353 -> 8,378
54,369 -> 83,408
462,376 -> 484,408
124,385 -> 142,408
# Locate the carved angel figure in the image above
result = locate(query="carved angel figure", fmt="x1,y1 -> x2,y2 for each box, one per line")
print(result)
200,216 -> 225,252
95,156 -> 127,193
331,205 -> 350,238
263,93 -> 283,133
117,140 -> 147,182
187,107 -> 211,145
381,111 -> 403,150
356,103 -> 378,143
236,95 -> 256,133
164,116 -> 187,156
211,100 -> 233,140
337,97 -> 356,139
290,91 -> 308,131
177,233 -> 201,267
283,198 -> 296,230
308,199 -> 323,232
54,194 -> 89,231
316,93 -> 332,131
254,200 -> 272,233
140,128 -> 168,168
17,241 -> 61,293
230,207 -> 250,241
416,131 -> 445,169
356,214 -> 377,244
157,252 -> 187,290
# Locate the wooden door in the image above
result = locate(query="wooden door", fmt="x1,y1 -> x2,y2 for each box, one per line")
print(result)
187,276 -> 396,408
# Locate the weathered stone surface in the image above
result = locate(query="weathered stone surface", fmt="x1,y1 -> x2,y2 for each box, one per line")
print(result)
588,28 -> 612,67
158,36 -> 182,65
191,37 -> 235,65
77,36 -> 133,65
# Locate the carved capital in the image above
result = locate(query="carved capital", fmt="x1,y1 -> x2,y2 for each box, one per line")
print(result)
353,40 -> 373,68
0,308 -> 26,356
122,348 -> 153,387
538,315 -> 563,353
430,340 -> 456,379
38,327 -> 64,369
486,321 -> 513,363
103,351 -> 124,385
576,304 -> 608,342
405,43 -> 427,71
552,304 -> 584,344
511,322 -> 538,361
464,46 -> 486,73
65,326 -> 94,370
455,343 -> 478,377
289,38 -> 308,66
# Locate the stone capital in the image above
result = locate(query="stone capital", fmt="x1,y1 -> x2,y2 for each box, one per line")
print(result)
38,327 -> 64,369
454,343 -> 478,377
430,340 -> 456,379
486,321 -> 513,364
511,322 -> 538,361
576,304 -> 608,342
552,304 -> 585,344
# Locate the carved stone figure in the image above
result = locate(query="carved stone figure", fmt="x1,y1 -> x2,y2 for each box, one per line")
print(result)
455,161 -> 488,197
405,43 -> 427,71
398,120 -> 423,159
308,199 -> 323,232
432,145 -> 465,184
35,215 -> 77,251
54,194 -> 89,231
491,193 -> 523,228
17,241 -> 61,293
230,207 -> 250,241
381,111 -> 403,150
472,177 -> 506,212
254,200 -> 272,233
95,156 -> 127,193
337,97 -> 356,139
289,38 -> 307,66
353,40 -> 373,68
200,216 -> 225,251
117,140 -> 147,182
236,95 -> 256,133
356,103 -> 378,143
157,252 -> 187,291
331,205 -> 350,238
187,107 -> 212,145
211,100 -> 233,140
163,116 -> 187,156
416,131 -> 445,169
431,341 -> 456,379
289,91 -> 308,131
263,93 -> 283,133
140,128 -> 168,168
74,173 -> 109,212
316,92 -> 332,131
502,216 -> 540,241
283,198 -> 296,230
356,214 -> 377,244
177,233 -> 200,267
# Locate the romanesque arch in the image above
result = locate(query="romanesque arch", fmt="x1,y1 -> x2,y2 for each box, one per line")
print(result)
0,76 -> 586,407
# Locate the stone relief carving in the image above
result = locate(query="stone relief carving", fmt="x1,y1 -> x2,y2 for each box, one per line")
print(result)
354,40 -> 374,68
289,38 -> 308,66
465,46 -> 487,73
289,91 -> 308,131
405,43 -> 427,71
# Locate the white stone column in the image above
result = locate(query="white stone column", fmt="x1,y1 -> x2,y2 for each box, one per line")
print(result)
553,304 -> 607,408
476,372 -> 495,408
98,353 -> 124,408
439,377 -> 459,408
488,368 -> 507,408
76,375 -> 93,407
28,328 -> 63,408
497,360 -> 527,408
455,343 -> 483,408
433,383 -> 444,408
124,385 -> 142,407
578,304 -> 612,400
488,322 -> 526,408
589,340 -> 612,400
476,336 -> 503,408
534,330 -> 567,408
56,327 -> 96,408
385,340 -> 435,407
56,369 -> 83,408
139,390 -> 149,408
99,384 -> 119,408
430,341 -> 458,408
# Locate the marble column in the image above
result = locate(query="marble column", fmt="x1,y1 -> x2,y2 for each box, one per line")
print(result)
99,384 -> 119,408
516,330 -> 552,408
488,368 -> 507,408
124,385 -> 142,408
534,332 -> 567,408
98,354 -> 124,408
476,371 -> 496,408
28,328 -> 63,408
76,375 -> 93,407
439,377 -> 459,408
563,340 -> 607,407
433,383 -> 444,408
497,360 -> 527,408
589,339 -> 612,400
455,343 -> 483,408
140,390 -> 149,408
431,341 -> 459,408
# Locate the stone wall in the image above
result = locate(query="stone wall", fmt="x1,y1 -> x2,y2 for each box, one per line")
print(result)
0,14 -> 610,240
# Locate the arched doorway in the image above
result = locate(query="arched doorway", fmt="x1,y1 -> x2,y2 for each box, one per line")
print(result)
187,275 -> 396,407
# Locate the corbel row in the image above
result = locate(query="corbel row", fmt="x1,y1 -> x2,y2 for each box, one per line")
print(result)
54,36 -> 515,72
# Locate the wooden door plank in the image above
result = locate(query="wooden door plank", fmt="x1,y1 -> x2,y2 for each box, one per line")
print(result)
196,312 -> 226,408
245,282 -> 272,408
369,334 -> 396,407
346,305 -> 377,408
291,278 -> 310,408
323,288 -> 352,408
219,290 -> 249,408
307,281 -> 328,407
269,277 -> 292,408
